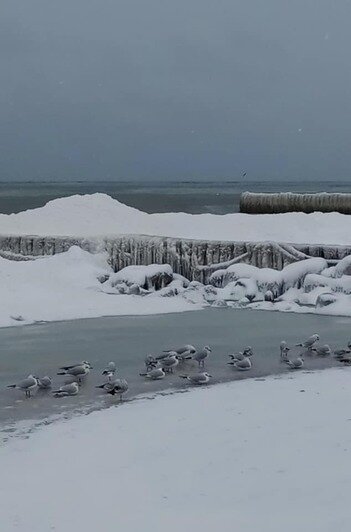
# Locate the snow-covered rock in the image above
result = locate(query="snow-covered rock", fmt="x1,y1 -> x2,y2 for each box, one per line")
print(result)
210,258 -> 327,297
304,274 -> 351,295
108,264 -> 173,291
323,255 -> 351,278
316,293 -> 339,307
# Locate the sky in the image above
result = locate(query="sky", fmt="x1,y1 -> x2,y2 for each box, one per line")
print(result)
1,0 -> 351,182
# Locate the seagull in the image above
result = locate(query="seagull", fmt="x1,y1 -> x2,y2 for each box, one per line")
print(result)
229,352 -> 245,361
102,362 -> 116,381
57,363 -> 91,383
7,375 -> 39,398
311,344 -> 331,357
339,354 -> 351,365
162,355 -> 179,373
296,334 -> 319,349
192,346 -> 212,368
156,350 -> 178,361
334,342 -> 351,359
280,346 -> 290,362
280,341 -> 290,359
228,347 -> 254,362
228,357 -> 252,371
163,344 -> 196,360
140,367 -> 166,380
52,382 -> 79,397
37,376 -> 52,389
105,379 -> 129,400
96,381 -> 116,393
58,361 -> 92,370
144,354 -> 158,370
285,356 -> 304,369
179,372 -> 212,385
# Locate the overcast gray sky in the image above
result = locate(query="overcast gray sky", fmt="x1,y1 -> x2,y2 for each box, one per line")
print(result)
1,0 -> 351,182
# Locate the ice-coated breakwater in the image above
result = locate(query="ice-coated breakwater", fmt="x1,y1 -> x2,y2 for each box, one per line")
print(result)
1,234 -> 351,284
240,191 -> 351,214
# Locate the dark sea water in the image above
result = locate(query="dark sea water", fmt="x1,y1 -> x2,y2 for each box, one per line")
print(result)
1,180 -> 351,214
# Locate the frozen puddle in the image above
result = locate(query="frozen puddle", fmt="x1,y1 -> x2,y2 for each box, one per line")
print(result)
0,307 -> 350,438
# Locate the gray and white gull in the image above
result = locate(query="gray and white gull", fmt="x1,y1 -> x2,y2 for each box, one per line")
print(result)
161,355 -> 179,373
102,362 -> 117,381
296,334 -> 319,349
285,355 -> 304,369
228,357 -> 252,371
140,367 -> 166,380
192,346 -> 212,368
163,344 -> 196,361
312,344 -> 331,357
52,382 -> 79,397
180,372 -> 212,385
7,375 -> 39,397
37,376 -> 53,389
57,362 -> 92,383
144,355 -> 158,370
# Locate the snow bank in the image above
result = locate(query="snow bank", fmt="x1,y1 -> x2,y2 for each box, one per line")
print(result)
0,247 -> 201,328
1,248 -> 351,329
2,193 -> 351,245
2,369 -> 351,531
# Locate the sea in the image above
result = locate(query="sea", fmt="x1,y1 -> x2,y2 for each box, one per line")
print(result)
1,179 -> 351,214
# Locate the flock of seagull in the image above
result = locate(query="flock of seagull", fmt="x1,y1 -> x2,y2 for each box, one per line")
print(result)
6,333 -> 351,401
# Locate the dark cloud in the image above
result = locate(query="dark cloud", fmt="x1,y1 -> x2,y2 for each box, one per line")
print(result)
1,0 -> 350,181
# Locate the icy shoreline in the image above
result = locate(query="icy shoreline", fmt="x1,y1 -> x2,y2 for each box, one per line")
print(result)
1,194 -> 351,327
2,192 -> 351,244
2,368 -> 351,531
2,246 -> 351,329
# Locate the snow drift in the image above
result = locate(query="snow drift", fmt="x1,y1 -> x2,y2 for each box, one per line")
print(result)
0,247 -> 202,328
2,193 -> 351,245
1,247 -> 351,329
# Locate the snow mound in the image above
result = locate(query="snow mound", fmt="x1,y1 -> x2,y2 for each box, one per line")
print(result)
1,193 -> 351,245
107,264 -> 174,292
0,247 -> 200,327
210,258 -> 327,296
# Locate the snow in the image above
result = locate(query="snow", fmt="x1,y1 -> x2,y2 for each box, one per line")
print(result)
210,258 -> 327,295
2,193 -> 351,245
108,263 -> 173,290
2,368 -> 351,531
1,247 -> 351,329
0,247 -> 202,328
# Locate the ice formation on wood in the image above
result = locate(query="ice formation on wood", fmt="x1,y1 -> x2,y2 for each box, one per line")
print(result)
1,234 -> 351,285
240,191 -> 351,214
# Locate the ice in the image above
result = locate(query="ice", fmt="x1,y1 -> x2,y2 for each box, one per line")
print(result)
240,191 -> 351,214
107,264 -> 173,291
209,258 -> 327,297
304,273 -> 351,295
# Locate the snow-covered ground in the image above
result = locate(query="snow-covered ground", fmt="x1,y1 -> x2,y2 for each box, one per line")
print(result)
1,368 -> 351,532
2,245 -> 351,328
0,247 -> 201,328
2,192 -> 351,244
